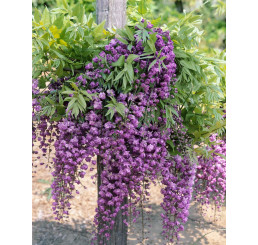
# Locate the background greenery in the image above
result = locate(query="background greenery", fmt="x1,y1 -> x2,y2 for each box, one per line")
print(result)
33,0 -> 225,49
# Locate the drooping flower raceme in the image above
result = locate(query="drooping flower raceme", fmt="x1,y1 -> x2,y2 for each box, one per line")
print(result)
193,134 -> 226,213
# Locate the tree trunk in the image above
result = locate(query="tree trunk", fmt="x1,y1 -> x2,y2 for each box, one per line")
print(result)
96,1 -> 127,244
96,0 -> 127,29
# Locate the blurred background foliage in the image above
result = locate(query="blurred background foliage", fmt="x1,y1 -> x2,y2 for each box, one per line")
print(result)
33,0 -> 96,16
33,0 -> 225,50
157,0 -> 226,50
127,0 -> 225,50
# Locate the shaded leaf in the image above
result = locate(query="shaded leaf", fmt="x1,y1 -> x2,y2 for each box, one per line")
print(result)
112,55 -> 125,67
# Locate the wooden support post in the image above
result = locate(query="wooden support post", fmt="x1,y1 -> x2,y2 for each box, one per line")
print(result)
96,0 -> 127,29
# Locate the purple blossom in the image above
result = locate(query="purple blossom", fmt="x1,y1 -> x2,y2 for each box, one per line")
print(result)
31,21 -> 223,245
93,101 -> 103,110
99,92 -> 106,100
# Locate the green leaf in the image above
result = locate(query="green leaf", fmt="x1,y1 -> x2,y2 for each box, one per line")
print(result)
117,37 -> 128,45
166,140 -> 180,156
50,8 -> 68,14
39,35 -> 50,48
69,30 -> 76,39
78,26 -> 84,38
125,26 -> 134,41
142,29 -> 149,42
151,17 -> 161,27
64,97 -> 72,102
56,105 -> 65,115
67,97 -> 77,112
138,0 -> 147,15
157,47 -> 164,58
70,82 -> 79,91
116,29 -> 128,40
87,13 -> 94,28
92,20 -> 105,41
147,41 -> 156,53
122,76 -> 128,90
32,69 -> 41,79
62,90 -> 74,95
78,94 -> 86,109
38,77 -> 46,89
81,90 -> 93,100
161,61 -> 167,70
114,70 -> 124,81
34,9 -> 41,23
127,63 -> 134,81
62,0 -> 69,9
170,107 -> 179,117
72,3 -> 84,23
36,39 -> 44,50
110,97 -> 117,104
50,115 -> 63,121
180,60 -> 197,71
116,103 -> 126,118
127,43 -> 133,51
72,103 -> 80,117
50,106 -> 56,116
214,152 -> 226,159
166,140 -> 175,150
85,36 -> 93,46
58,93 -> 63,106
105,103 -> 114,108
56,62 -> 63,77
41,106 -> 50,116
45,97 -> 55,105
146,33 -> 157,53
106,72 -> 113,81
42,7 -> 51,26
149,33 -> 157,43
106,108 -> 115,119
148,59 -> 157,71
160,56 -> 167,61
32,54 -> 43,65
112,55 -> 125,67
51,49 -> 72,63
174,49 -> 188,58
53,15 -> 64,29
168,148 -> 180,156
126,54 -> 139,64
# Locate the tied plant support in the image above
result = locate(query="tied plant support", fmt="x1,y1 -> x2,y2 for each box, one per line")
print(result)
32,19 -> 226,244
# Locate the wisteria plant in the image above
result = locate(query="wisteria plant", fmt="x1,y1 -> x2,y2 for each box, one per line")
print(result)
32,1 -> 226,244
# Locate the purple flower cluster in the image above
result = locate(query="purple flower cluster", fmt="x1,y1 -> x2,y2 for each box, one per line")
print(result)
51,115 -> 100,220
32,78 -> 60,171
193,134 -> 226,213
32,22 -> 188,242
32,79 -> 39,95
32,21 -> 225,244
32,117 -> 56,171
160,155 -> 196,243
80,24 -> 177,110
73,23 -> 186,241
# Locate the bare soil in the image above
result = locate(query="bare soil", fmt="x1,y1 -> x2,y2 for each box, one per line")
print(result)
32,143 -> 225,245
